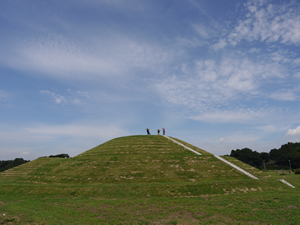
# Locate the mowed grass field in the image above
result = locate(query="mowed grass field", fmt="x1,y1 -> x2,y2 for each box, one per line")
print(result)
0,135 -> 299,224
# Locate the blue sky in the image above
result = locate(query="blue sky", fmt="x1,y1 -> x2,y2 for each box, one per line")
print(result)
1,0 -> 300,160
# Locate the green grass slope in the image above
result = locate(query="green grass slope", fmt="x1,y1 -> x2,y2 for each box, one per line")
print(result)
1,135 -> 299,224
0,135 -> 291,198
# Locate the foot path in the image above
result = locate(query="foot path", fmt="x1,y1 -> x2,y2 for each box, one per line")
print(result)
279,179 -> 295,188
163,136 -> 296,188
163,136 -> 258,179
163,136 -> 202,155
163,136 -> 295,188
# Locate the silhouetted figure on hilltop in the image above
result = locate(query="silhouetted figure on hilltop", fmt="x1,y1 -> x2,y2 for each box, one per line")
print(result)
162,127 -> 165,135
145,128 -> 151,135
157,129 -> 160,135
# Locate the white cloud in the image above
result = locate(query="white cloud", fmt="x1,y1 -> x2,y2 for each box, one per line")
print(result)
220,131 -> 261,143
228,0 -> 300,45
25,124 -> 129,139
258,124 -> 289,133
0,123 -> 130,159
286,126 -> 300,136
211,39 -> 228,51
270,85 -> 300,101
40,90 -> 66,104
2,34 -> 174,80
175,36 -> 207,48
193,24 -> 212,39
258,125 -> 277,133
11,37 -> 123,77
0,90 -> 10,102
21,151 -> 30,156
75,91 -> 90,99
193,131 -> 272,155
293,58 -> 300,65
40,89 -> 98,106
0,128 -> 54,144
70,0 -> 146,11
155,55 -> 286,115
189,109 -> 266,123
294,72 -> 300,78
249,48 -> 261,53
269,50 -> 293,64
188,0 -> 210,18
270,90 -> 297,101
0,147 -> 37,160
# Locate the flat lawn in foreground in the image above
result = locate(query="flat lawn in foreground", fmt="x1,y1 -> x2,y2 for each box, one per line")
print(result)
0,183 -> 299,225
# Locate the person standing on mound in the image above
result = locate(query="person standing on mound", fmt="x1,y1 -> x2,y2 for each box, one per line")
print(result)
162,127 -> 165,135
145,128 -> 151,135
157,129 -> 160,135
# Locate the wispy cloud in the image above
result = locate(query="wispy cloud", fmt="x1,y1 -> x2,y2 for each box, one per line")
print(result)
270,90 -> 298,101
0,90 -> 9,102
1,32 -> 175,81
155,54 -> 286,114
25,124 -> 129,139
258,124 -> 288,133
1,0 -> 300,158
192,24 -> 213,39
175,36 -> 207,48
294,72 -> 300,78
70,0 -> 147,11
193,130 -> 275,155
293,58 -> 300,65
228,0 -> 300,45
189,109 -> 267,123
6,35 -> 124,77
211,38 -> 227,51
40,90 -> 67,104
0,122 -> 129,159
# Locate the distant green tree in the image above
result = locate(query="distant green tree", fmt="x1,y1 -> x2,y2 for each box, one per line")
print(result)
49,154 -> 70,158
0,158 -> 30,172
270,148 -> 281,160
230,142 -> 300,170
270,142 -> 300,168
230,148 -> 262,167
260,152 -> 270,162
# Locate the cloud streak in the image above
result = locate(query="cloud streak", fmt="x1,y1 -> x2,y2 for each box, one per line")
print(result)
189,109 -> 267,123
228,0 -> 300,45
0,90 -> 10,102
1,32 -> 175,81
1,0 -> 300,159
25,124 -> 129,139
40,90 -> 67,104
154,53 -> 289,122
0,122 -> 130,159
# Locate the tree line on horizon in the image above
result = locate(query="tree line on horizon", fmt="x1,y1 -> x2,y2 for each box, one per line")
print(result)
0,154 -> 70,172
0,158 -> 30,172
230,142 -> 300,170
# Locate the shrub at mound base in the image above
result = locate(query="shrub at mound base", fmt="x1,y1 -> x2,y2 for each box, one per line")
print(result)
294,168 -> 300,174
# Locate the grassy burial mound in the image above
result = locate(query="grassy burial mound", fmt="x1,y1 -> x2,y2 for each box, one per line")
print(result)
1,135 -> 299,224
0,135 -> 288,198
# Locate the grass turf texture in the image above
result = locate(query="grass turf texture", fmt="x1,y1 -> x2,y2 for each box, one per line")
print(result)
0,135 -> 299,224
